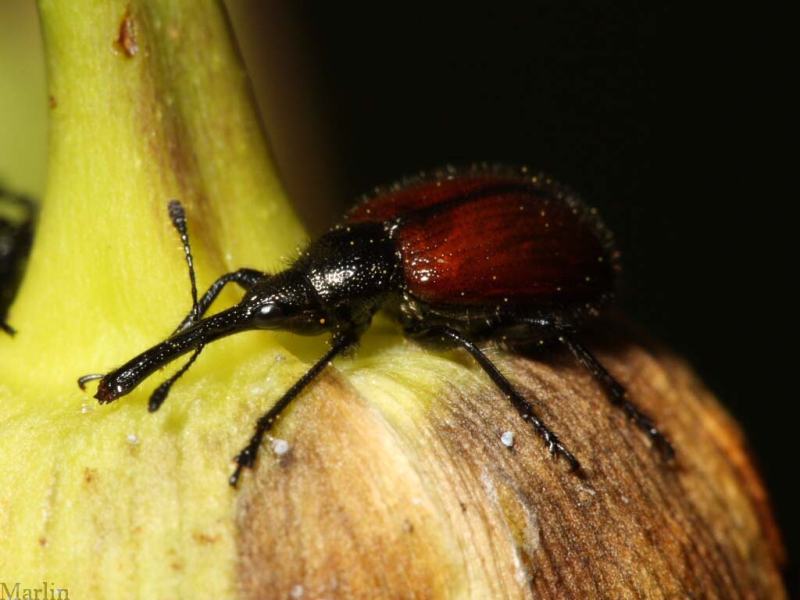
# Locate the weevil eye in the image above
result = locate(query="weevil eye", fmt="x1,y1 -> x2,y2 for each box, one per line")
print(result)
258,303 -> 281,318
251,302 -> 285,326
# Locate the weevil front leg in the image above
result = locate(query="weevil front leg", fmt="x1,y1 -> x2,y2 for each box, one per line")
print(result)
77,267 -> 268,402
78,201 -> 267,406
148,202 -> 268,410
145,268 -> 268,411
166,200 -> 267,332
172,268 -> 266,333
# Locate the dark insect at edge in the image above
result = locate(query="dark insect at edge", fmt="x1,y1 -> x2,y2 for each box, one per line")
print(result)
0,185 -> 36,336
78,165 -> 674,487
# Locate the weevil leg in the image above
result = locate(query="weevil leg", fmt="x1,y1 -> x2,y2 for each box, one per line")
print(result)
148,201 -> 267,410
406,324 -> 583,474
147,269 -> 266,410
74,267 -> 265,396
554,331 -> 675,460
167,200 -> 200,319
173,268 -> 265,333
166,201 -> 266,333
147,346 -> 203,412
229,333 -> 356,487
143,201 -> 206,410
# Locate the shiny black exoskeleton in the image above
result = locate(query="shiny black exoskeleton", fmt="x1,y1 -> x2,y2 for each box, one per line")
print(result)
79,167 -> 673,486
0,185 -> 36,335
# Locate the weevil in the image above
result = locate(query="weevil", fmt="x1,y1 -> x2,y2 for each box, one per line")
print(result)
79,165 -> 673,486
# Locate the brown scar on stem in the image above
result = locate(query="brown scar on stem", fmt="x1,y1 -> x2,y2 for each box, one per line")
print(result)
115,7 -> 138,58
83,467 -> 97,484
193,531 -> 221,545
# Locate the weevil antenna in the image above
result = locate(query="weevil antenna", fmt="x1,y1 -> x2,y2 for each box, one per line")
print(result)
148,200 -> 204,410
168,200 -> 199,320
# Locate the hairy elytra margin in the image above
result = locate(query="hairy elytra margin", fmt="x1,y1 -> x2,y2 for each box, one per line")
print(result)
78,164 -> 674,486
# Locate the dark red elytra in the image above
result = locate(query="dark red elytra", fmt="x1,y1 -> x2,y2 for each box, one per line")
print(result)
347,168 -> 618,309
80,164 -> 672,488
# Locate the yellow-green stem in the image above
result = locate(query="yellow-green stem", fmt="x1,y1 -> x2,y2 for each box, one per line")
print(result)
1,3 -> 785,599
0,0 -> 305,398
0,2 -> 314,594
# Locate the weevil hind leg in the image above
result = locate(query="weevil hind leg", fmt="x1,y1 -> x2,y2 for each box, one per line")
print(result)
404,323 -> 583,474
501,315 -> 674,461
555,330 -> 675,461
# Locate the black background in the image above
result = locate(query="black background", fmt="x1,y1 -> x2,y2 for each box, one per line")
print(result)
235,1 -> 794,591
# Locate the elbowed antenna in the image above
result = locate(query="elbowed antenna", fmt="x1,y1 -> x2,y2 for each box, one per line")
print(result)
91,303 -> 253,404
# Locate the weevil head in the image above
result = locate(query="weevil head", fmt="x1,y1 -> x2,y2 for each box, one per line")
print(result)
240,270 -> 329,336
92,302 -> 256,403
89,271 -> 329,404
96,373 -> 132,403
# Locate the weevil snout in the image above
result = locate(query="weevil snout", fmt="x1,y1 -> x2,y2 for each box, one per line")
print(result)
95,377 -> 125,403
79,304 -> 255,403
